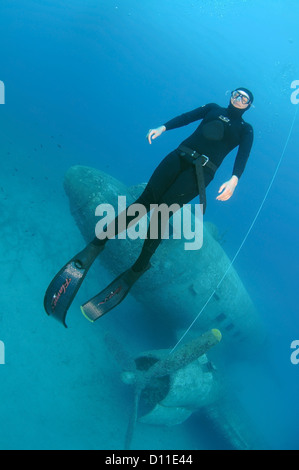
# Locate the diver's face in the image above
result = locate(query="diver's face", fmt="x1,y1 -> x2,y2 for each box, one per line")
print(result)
230,90 -> 251,109
231,97 -> 249,109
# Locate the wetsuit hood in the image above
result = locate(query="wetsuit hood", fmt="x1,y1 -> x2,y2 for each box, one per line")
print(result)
227,87 -> 254,118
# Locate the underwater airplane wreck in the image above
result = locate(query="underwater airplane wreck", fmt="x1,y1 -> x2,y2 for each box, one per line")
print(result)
62,165 -> 266,449
64,165 -> 264,344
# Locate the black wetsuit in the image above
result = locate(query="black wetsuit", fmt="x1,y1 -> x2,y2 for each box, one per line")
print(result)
164,102 -> 254,179
97,102 -> 254,271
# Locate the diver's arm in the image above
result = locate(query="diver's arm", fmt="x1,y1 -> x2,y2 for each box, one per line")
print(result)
163,103 -> 218,131
217,124 -> 253,202
147,103 -> 219,144
232,123 -> 254,179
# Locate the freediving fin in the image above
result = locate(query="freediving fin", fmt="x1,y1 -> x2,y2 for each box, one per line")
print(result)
44,242 -> 104,327
81,265 -> 150,323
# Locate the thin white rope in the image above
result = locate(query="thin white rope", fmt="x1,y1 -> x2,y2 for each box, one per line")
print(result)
170,106 -> 298,354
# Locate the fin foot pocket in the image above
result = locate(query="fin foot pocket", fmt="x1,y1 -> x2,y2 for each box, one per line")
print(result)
44,243 -> 104,327
81,264 -> 150,322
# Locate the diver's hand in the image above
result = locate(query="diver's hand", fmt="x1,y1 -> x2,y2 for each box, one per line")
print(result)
216,176 -> 239,201
146,126 -> 166,144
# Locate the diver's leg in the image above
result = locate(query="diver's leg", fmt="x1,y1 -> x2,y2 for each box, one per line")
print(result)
79,163 -> 214,321
92,149 -> 184,245
131,164 -> 200,272
131,166 -> 215,272
45,150 -> 184,324
79,151 -> 191,321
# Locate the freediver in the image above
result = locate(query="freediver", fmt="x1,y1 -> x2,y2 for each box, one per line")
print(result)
44,88 -> 254,325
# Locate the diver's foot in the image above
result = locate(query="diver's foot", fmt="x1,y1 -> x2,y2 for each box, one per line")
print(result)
74,241 -> 105,269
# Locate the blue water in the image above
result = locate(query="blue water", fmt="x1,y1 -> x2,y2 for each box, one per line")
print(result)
0,0 -> 298,450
